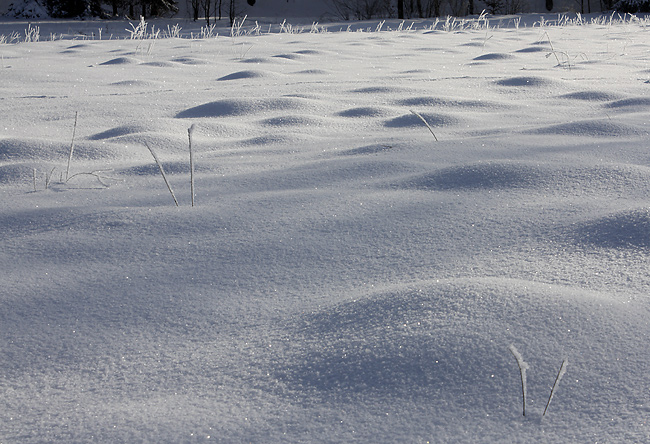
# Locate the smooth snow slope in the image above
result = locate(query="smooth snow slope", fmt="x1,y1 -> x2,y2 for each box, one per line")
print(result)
1,16 -> 649,443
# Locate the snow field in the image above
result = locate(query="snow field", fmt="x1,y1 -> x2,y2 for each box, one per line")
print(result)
1,15 -> 649,442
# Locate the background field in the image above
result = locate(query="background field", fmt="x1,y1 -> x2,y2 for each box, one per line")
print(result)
1,13 -> 649,443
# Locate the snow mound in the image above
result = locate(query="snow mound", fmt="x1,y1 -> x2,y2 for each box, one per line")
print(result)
395,96 -> 505,110
236,134 -> 301,147
99,133 -> 189,154
238,56 -> 283,64
118,161 -> 192,176
571,208 -> 650,249
552,164 -> 650,196
171,56 -> 210,65
0,137 -> 69,161
0,163 -> 35,184
175,97 -> 317,118
351,86 -> 409,95
384,112 -> 459,129
140,61 -> 177,68
560,91 -> 623,101
109,79 -> 165,87
293,49 -> 329,55
395,162 -> 542,191
89,124 -> 152,140
217,70 -> 280,81
279,278 -> 649,420
99,57 -> 141,66
495,76 -> 554,87
605,96 -> 650,109
293,68 -> 332,75
529,119 -> 644,137
393,162 -> 650,196
338,144 -> 396,156
514,46 -> 550,53
272,53 -> 306,60
223,158 -> 413,192
473,53 -> 515,61
337,106 -> 394,118
89,121 -> 198,148
261,115 -> 331,127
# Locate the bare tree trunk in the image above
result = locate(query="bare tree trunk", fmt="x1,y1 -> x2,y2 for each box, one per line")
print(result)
203,0 -> 211,25
191,0 -> 200,20
398,0 -> 404,18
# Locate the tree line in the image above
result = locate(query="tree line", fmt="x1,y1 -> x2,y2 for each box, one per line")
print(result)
328,0 -> 490,19
19,0 -> 639,24
328,0 -> 623,18
42,0 -> 250,21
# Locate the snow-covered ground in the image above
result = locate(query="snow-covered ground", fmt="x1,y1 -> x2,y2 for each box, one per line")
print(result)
1,13 -> 649,443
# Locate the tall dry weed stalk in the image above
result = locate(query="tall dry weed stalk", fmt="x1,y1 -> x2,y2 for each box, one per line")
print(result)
145,142 -> 179,206
188,124 -> 196,207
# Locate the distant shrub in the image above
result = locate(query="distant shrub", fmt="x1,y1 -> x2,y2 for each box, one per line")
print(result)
7,0 -> 177,18
45,0 -> 86,18
6,0 -> 49,18
613,0 -> 650,12
327,0 -> 393,20
483,0 -> 528,14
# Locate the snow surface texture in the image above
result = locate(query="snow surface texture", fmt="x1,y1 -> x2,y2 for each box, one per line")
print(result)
1,14 -> 650,443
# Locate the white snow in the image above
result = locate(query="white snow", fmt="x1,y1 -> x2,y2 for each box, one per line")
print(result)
1,12 -> 649,443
